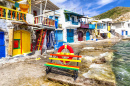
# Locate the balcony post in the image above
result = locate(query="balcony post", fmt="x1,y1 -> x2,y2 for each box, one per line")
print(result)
6,9 -> 8,20
40,3 -> 42,23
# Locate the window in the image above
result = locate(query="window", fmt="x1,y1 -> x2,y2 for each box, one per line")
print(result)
13,39 -> 20,49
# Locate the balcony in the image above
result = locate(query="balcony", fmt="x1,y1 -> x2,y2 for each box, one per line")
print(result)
0,6 -> 26,22
34,15 -> 55,27
89,24 -> 95,29
97,26 -> 103,29
80,23 -> 89,28
72,22 -> 79,25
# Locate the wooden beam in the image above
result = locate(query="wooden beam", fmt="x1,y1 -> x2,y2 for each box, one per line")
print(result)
8,29 -> 14,56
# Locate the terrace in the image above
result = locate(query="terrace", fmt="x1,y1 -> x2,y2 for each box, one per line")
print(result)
0,6 -> 26,22
34,15 -> 55,27
31,0 -> 59,29
80,22 -> 89,28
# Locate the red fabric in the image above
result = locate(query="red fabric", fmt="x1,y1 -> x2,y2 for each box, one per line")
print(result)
14,40 -> 19,48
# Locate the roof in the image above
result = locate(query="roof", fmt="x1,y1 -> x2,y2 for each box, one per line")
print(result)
64,10 -> 84,17
31,0 -> 59,11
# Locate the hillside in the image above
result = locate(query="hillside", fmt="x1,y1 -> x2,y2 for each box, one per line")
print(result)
93,7 -> 130,20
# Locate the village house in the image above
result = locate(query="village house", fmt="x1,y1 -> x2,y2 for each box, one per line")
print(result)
77,16 -> 95,41
111,20 -> 130,38
0,0 -> 59,58
58,9 -> 84,43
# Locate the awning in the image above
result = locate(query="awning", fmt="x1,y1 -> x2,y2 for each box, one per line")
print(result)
31,0 -> 59,11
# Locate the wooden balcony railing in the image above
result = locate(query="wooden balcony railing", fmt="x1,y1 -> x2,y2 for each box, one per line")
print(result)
0,6 -> 27,22
34,15 -> 55,27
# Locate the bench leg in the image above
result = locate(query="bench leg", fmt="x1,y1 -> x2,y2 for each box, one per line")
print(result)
46,66 -> 51,74
73,70 -> 78,81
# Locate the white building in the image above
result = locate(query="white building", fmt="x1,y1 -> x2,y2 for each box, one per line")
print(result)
111,20 -> 130,38
58,9 -> 84,43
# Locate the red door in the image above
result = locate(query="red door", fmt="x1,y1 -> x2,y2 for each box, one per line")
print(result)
78,31 -> 83,41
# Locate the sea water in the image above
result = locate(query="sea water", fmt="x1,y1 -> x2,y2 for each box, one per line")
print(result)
111,41 -> 130,86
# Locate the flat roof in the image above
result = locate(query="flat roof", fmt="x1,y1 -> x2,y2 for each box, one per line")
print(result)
64,10 -> 84,17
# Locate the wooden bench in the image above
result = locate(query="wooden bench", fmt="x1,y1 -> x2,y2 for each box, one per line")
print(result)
44,53 -> 82,80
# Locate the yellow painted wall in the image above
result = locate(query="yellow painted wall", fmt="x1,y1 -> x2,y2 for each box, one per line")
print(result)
108,26 -> 111,31
107,33 -> 111,38
13,30 -> 31,56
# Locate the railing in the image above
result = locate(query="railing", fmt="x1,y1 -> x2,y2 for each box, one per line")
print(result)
72,22 -> 79,25
111,26 -> 116,29
97,26 -> 103,29
0,6 -> 27,22
80,23 -> 89,28
103,26 -> 107,29
34,15 -> 55,27
89,24 -> 95,29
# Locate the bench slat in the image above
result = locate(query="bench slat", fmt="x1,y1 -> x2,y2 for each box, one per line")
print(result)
47,63 -> 80,68
44,63 -> 79,70
50,54 -> 82,58
49,58 -> 81,62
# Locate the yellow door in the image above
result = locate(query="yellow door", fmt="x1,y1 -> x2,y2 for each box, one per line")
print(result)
13,30 -> 31,56
22,30 -> 31,54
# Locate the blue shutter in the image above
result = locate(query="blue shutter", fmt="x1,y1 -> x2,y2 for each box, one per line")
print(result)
0,32 -> 4,46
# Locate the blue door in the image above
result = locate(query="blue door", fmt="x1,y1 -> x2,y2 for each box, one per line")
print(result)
55,30 -> 63,42
126,31 -> 128,35
67,29 -> 74,43
0,32 -> 5,58
122,31 -> 124,36
86,31 -> 90,40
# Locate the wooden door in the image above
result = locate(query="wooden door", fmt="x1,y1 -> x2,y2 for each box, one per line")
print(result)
78,31 -> 83,41
13,30 -> 30,56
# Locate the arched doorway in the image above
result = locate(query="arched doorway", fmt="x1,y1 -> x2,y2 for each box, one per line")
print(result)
13,30 -> 31,56
86,31 -> 90,40
78,31 -> 83,41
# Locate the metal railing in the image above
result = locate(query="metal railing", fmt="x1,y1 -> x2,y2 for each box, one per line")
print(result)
0,6 -> 27,22
34,15 -> 55,27
72,22 -> 79,25
89,24 -> 95,29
